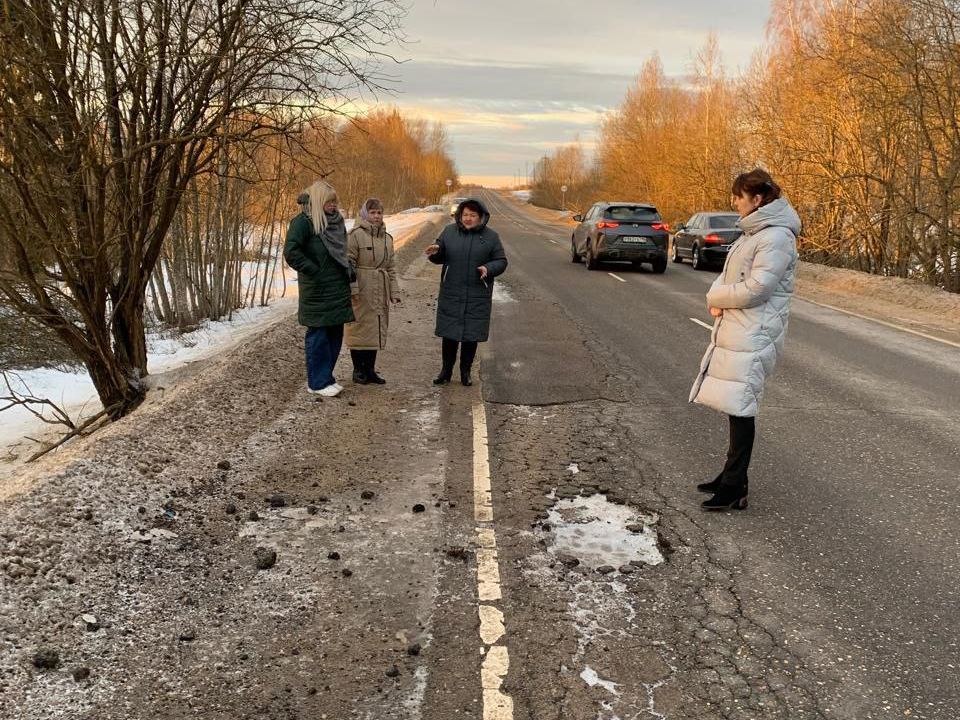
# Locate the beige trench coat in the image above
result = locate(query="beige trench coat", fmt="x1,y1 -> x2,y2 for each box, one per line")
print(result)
345,218 -> 401,350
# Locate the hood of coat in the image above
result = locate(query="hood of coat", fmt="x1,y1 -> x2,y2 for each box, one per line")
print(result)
739,197 -> 802,238
454,198 -> 490,233
354,216 -> 385,237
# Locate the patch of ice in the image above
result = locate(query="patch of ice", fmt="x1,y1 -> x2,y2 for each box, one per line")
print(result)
511,405 -> 557,423
492,283 -> 516,303
546,494 -> 663,569
580,666 -> 619,695
566,463 -> 580,474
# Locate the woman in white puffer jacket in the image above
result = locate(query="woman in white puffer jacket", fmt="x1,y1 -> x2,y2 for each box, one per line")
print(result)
689,169 -> 801,511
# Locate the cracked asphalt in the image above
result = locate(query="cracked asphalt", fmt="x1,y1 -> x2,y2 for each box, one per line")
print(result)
478,188 -> 960,719
1,195 -> 958,720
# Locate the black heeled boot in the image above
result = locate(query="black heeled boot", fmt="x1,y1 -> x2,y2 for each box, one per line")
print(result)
698,474 -> 748,494
697,473 -> 724,494
460,341 -> 477,387
365,351 -> 386,384
350,351 -> 369,385
701,484 -> 748,511
433,368 -> 453,385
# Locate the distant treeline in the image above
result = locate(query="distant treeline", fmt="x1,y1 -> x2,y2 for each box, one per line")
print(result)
153,108 -> 459,331
531,0 -> 960,293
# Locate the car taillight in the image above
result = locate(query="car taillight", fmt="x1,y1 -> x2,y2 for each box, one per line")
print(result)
704,234 -> 722,244
597,222 -> 620,229
652,223 -> 670,231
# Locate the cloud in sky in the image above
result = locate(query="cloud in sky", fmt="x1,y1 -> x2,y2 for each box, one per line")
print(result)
370,0 -> 773,184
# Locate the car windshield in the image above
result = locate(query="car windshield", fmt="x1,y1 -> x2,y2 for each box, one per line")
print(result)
605,206 -> 660,222
709,215 -> 740,229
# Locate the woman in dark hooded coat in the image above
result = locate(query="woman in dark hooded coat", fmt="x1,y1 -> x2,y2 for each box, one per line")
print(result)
424,198 -> 507,386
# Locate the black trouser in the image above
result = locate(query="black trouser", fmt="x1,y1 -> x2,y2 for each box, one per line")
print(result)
350,349 -> 377,373
721,415 -> 755,488
441,338 -> 478,375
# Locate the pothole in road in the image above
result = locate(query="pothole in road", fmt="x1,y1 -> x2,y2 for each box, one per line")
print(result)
543,493 -> 664,571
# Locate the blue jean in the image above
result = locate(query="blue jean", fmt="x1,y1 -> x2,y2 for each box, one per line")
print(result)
305,325 -> 344,390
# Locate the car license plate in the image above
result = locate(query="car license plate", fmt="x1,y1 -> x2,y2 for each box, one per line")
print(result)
620,236 -> 647,243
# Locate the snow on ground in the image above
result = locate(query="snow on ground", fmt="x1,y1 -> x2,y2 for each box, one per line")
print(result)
0,211 -> 436,470
385,211 -> 442,247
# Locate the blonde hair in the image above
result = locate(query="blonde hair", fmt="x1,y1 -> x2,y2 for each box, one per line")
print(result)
303,180 -> 338,232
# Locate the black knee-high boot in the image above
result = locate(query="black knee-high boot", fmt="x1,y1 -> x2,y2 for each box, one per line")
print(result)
434,339 -> 457,384
366,350 -> 385,384
459,341 -> 478,386
702,415 -> 753,511
351,350 -> 369,384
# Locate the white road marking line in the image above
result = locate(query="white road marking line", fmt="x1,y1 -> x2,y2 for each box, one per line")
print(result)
608,272 -> 627,283
799,297 -> 960,349
472,403 -> 514,720
689,317 -> 713,331
476,548 -> 503,601
473,405 -> 493,522
479,605 -> 506,644
482,646 -> 511,689
477,528 -> 497,548
482,647 -> 514,719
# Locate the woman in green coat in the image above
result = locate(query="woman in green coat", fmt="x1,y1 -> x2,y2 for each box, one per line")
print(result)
283,180 -> 355,397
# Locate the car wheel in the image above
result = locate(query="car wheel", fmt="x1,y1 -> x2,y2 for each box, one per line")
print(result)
651,257 -> 667,274
691,244 -> 707,271
671,241 -> 683,263
585,243 -> 600,270
571,237 -> 582,263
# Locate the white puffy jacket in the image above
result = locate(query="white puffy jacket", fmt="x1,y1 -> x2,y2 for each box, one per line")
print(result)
689,197 -> 801,417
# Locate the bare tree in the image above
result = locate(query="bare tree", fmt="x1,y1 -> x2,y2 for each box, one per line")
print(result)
0,0 -> 406,418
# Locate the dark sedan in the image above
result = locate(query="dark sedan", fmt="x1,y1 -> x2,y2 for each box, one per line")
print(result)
570,202 -> 669,273
671,212 -> 742,270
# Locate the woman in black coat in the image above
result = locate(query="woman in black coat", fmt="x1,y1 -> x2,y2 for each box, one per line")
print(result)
424,198 -> 507,386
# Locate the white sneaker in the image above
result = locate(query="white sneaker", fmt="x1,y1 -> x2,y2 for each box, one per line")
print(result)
316,384 -> 342,398
332,383 -> 344,392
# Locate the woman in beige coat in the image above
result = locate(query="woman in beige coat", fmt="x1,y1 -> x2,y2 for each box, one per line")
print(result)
345,198 -> 401,384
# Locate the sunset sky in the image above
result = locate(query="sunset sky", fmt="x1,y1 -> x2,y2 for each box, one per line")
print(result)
373,0 -> 772,187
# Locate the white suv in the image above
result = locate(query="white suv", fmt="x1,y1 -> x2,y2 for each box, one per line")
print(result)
448,197 -> 469,216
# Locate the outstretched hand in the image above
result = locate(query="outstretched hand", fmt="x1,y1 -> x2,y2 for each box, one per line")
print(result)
424,244 -> 440,257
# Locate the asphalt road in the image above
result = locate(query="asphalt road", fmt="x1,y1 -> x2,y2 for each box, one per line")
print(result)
477,188 -> 960,718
